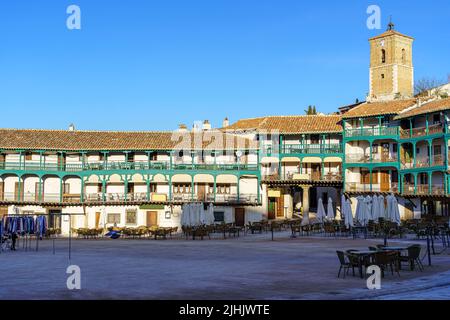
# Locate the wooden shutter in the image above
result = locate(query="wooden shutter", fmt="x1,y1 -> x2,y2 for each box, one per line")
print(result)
15,182 -> 24,201
0,182 -> 4,201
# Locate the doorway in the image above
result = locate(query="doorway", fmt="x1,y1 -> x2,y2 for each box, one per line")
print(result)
380,171 -> 390,192
268,198 -> 276,220
146,211 -> 158,227
234,208 -> 245,226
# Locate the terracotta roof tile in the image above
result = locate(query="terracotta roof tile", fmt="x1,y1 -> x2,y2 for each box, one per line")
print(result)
342,99 -> 418,119
223,115 -> 342,134
0,129 -> 257,151
395,98 -> 450,120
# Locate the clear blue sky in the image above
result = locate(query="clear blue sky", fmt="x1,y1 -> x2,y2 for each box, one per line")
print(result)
0,0 -> 449,131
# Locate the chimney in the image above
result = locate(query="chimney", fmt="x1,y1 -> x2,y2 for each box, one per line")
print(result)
202,120 -> 211,131
222,117 -> 229,128
178,124 -> 188,132
68,123 -> 76,131
192,121 -> 202,132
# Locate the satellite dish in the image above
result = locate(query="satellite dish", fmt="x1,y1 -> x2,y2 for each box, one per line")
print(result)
236,150 -> 243,158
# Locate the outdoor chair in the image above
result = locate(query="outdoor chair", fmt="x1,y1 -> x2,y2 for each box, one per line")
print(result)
336,251 -> 352,278
368,246 -> 378,251
373,251 -> 400,277
399,245 -> 424,271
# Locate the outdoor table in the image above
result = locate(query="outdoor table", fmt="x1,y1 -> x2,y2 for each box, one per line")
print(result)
352,226 -> 368,239
346,250 -> 375,278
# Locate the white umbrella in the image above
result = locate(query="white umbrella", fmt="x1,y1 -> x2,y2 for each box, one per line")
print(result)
355,196 -> 364,224
365,195 -> 373,221
180,204 -> 188,226
371,195 -> 380,221
378,195 -> 386,220
316,198 -> 326,222
391,195 -> 401,225
208,203 -> 215,225
340,194 -> 346,220
344,199 -> 354,228
326,197 -> 335,221
199,204 -> 206,225
386,194 -> 394,222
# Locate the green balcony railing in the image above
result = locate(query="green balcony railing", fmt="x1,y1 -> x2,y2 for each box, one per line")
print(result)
344,126 -> 399,138
282,143 -> 342,154
0,161 -> 258,173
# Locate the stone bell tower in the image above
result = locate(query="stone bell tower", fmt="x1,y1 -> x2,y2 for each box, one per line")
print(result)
368,20 -> 414,101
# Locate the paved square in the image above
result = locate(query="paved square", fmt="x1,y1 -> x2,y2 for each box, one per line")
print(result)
1,232 -> 449,300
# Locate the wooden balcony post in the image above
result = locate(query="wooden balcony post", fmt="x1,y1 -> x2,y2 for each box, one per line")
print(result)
124,178 -> 129,201
409,118 -> 413,138
369,168 -> 373,192
237,176 -> 240,202
146,177 -> 151,201
191,175 -> 194,201
59,177 -> 63,202
257,175 -> 260,204
80,178 -> 85,203
428,140 -> 432,167
413,173 -> 417,195
413,142 -> 417,167
38,176 -> 43,202
168,175 -> 172,201
213,175 -> 217,202
428,173 -> 432,195
378,116 -> 382,135
102,180 -> 106,202
425,117 -> 429,135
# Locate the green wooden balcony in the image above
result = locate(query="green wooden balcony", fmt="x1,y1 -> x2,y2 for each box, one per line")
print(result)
282,143 -> 342,154
0,161 -> 259,173
344,126 -> 399,138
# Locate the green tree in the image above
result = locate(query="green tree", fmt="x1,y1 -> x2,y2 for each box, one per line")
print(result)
304,105 -> 317,115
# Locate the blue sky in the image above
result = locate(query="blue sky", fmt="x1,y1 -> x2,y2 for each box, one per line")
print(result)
0,0 -> 449,131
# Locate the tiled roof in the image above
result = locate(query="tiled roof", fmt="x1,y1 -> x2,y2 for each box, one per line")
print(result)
223,115 -> 342,134
342,99 -> 418,119
0,129 -> 257,151
369,30 -> 414,41
395,98 -> 450,120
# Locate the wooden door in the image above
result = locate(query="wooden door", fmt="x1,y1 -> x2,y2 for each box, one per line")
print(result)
311,164 -> 321,181
95,212 -> 101,228
380,171 -> 390,192
14,182 -> 24,201
276,195 -> 284,217
197,184 -> 206,201
234,208 -> 245,226
146,211 -> 158,227
381,143 -> 389,161
268,199 -> 276,220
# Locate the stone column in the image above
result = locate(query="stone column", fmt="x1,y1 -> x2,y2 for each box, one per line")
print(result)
301,185 -> 310,225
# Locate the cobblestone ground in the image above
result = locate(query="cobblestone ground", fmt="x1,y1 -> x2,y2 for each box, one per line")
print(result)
0,231 -> 449,300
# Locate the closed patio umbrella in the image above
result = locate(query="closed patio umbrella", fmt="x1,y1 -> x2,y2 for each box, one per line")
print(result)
326,197 -> 335,221
316,198 -> 326,222
208,203 -> 215,225
377,195 -> 386,220
355,196 -> 364,224
371,195 -> 380,221
340,194 -> 346,220
345,199 -> 354,228
386,194 -> 394,223
364,195 -> 373,221
391,195 -> 401,225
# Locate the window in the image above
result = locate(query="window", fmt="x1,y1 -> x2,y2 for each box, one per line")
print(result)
360,171 -> 378,184
416,147 -> 420,155
173,184 -> 191,193
433,114 -> 440,124
402,49 -> 406,63
214,211 -> 225,222
24,152 -> 33,161
126,210 -> 137,225
381,49 -> 386,63
381,74 -> 385,79
107,213 -> 121,224
310,134 -> 320,144
434,145 -> 442,155
63,183 -> 70,194
150,152 -> 158,161
149,183 -> 157,193
393,143 -> 398,153
372,144 -> 379,154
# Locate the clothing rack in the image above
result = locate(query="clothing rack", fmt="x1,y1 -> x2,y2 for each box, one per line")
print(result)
1,212 -> 85,260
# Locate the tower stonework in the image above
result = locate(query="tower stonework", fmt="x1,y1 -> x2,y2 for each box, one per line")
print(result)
368,26 -> 414,101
